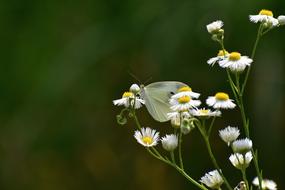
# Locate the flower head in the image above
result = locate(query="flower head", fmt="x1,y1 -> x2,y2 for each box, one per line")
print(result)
172,86 -> 200,99
207,50 -> 229,66
229,152 -> 253,170
161,134 -> 178,151
113,91 -> 144,109
191,108 -> 221,118
167,111 -> 190,128
134,127 -> 159,147
219,126 -> 240,146
277,15 -> 285,25
232,138 -> 253,153
219,52 -> 253,72
170,95 -> 201,111
206,92 -> 236,109
249,9 -> 278,27
206,20 -> 224,34
200,170 -> 224,189
130,83 -> 140,94
252,177 -> 277,190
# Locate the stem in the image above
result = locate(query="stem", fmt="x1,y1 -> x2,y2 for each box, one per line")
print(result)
170,151 -> 176,165
241,169 -> 249,190
178,131 -> 184,170
241,24 -> 263,95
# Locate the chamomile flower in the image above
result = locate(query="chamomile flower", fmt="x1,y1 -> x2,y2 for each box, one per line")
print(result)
206,92 -> 236,109
277,15 -> 285,25
252,177 -> 277,190
206,20 -> 224,34
249,9 -> 278,27
190,108 -> 221,118
134,127 -> 159,147
200,170 -> 224,189
113,91 -> 145,109
232,138 -> 252,153
219,126 -> 240,146
161,134 -> 178,151
170,95 -> 201,111
219,52 -> 253,72
171,86 -> 200,99
229,152 -> 253,170
207,50 -> 229,66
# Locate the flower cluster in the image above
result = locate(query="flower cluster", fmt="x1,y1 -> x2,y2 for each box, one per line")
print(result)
113,8 -> 282,190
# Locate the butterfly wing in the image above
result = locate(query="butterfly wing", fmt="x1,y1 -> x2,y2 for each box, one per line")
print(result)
141,81 -> 188,122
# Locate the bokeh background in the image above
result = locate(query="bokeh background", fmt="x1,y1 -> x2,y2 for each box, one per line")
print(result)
0,0 -> 284,189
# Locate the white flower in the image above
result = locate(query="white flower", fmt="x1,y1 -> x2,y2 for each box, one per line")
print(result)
206,92 -> 236,109
134,127 -> 159,147
161,134 -> 178,151
252,177 -> 277,190
232,138 -> 252,153
219,126 -> 240,146
129,83 -> 140,94
170,95 -> 201,111
113,91 -> 145,109
219,52 -> 253,72
171,86 -> 200,99
167,111 -> 190,128
200,170 -> 224,189
190,108 -> 221,118
277,15 -> 285,25
206,20 -> 224,34
207,50 -> 229,66
229,152 -> 253,170
249,9 -> 278,27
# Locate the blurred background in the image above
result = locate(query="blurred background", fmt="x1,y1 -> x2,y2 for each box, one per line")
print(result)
0,0 -> 284,189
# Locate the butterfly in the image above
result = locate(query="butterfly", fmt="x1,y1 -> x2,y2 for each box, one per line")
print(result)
140,81 -> 188,122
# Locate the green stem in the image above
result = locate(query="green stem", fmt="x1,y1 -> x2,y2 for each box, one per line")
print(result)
178,131 -> 184,170
170,151 -> 176,165
241,169 -> 249,190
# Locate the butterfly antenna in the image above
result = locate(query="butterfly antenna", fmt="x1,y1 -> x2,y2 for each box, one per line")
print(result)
143,76 -> 153,84
128,71 -> 141,84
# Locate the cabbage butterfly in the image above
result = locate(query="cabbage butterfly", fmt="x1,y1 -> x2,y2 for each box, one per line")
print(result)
140,81 -> 188,122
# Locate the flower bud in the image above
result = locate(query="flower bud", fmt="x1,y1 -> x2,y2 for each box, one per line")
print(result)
129,84 -> 140,94
278,15 -> 285,25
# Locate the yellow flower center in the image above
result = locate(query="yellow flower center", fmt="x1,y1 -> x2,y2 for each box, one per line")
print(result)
217,50 -> 229,57
259,9 -> 273,16
229,52 -> 241,61
122,92 -> 133,98
199,109 -> 209,115
178,96 -> 191,104
215,92 -> 229,101
142,136 -> 153,145
178,86 -> 192,92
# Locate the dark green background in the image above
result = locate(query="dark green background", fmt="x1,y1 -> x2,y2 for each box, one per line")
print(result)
0,0 -> 284,189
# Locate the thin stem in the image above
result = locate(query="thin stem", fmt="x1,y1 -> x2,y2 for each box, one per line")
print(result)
170,151 -> 176,165
178,131 -> 184,170
241,24 -> 263,95
241,169 -> 249,190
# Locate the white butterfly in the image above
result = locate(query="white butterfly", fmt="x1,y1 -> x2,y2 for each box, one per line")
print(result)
140,81 -> 188,122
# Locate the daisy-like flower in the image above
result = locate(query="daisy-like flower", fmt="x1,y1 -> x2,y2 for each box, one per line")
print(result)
219,126 -> 240,146
200,170 -> 224,189
277,15 -> 285,25
229,151 -> 253,170
171,86 -> 200,99
190,108 -> 221,118
206,92 -> 236,109
207,50 -> 229,66
232,138 -> 253,153
170,95 -> 201,111
249,9 -> 279,27
206,20 -> 224,34
113,91 -> 145,109
134,127 -> 159,147
252,177 -> 277,190
219,52 -> 253,72
161,134 -> 178,151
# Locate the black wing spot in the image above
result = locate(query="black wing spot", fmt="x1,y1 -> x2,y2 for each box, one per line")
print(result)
168,91 -> 175,98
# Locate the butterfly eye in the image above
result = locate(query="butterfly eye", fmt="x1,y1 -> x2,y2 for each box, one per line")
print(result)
170,91 -> 175,95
